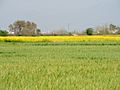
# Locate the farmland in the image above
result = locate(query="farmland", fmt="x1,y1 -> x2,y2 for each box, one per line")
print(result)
0,38 -> 120,90
0,35 -> 120,42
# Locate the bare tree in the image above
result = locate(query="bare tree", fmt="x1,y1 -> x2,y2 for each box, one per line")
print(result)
96,25 -> 109,35
95,24 -> 120,35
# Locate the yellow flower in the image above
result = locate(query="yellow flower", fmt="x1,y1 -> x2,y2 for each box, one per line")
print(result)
0,35 -> 120,42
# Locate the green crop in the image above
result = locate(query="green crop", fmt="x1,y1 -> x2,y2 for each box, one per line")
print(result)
0,42 -> 120,90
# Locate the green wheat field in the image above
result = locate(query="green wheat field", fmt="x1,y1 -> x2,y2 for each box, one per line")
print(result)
0,41 -> 120,90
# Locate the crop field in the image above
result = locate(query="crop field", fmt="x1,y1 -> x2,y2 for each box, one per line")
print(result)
0,37 -> 120,90
0,35 -> 120,42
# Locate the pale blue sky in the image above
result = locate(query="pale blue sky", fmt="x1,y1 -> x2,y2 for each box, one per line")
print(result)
0,0 -> 120,31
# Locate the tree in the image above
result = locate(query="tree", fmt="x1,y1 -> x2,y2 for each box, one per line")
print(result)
0,30 -> 8,36
8,20 -> 38,36
86,28 -> 93,35
96,25 -> 109,35
36,29 -> 41,35
96,24 -> 120,35
116,27 -> 120,34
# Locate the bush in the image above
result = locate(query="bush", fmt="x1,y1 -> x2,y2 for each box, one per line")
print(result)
0,30 -> 8,36
86,28 -> 94,35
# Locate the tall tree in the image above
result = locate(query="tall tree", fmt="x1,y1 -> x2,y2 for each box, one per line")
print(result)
9,20 -> 38,36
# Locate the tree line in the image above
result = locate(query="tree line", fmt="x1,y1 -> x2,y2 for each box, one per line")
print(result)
0,20 -> 120,36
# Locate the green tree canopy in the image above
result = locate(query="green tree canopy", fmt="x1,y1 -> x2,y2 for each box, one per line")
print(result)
0,30 -> 8,36
86,28 -> 94,35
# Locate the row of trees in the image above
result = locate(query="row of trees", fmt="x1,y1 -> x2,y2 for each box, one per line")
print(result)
0,20 -> 120,36
96,24 -> 120,35
85,24 -> 120,35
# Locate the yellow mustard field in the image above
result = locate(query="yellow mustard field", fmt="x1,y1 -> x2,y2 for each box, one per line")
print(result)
0,35 -> 120,42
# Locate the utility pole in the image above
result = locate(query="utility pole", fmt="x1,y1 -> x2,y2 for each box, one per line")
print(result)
68,24 -> 70,31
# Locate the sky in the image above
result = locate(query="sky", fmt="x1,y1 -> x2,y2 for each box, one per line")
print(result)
0,0 -> 120,32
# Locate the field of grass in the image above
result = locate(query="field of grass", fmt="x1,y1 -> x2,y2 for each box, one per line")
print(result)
0,41 -> 120,90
